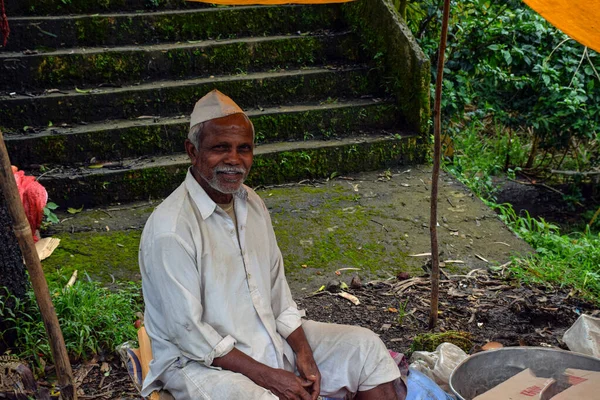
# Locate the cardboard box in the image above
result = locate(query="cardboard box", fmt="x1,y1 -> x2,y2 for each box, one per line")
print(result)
550,368 -> 600,399
474,368 -> 556,400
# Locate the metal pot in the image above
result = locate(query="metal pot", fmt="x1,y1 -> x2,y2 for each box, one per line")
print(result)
449,347 -> 600,400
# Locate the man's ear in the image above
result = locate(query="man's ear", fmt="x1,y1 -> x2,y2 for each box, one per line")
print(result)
184,139 -> 197,163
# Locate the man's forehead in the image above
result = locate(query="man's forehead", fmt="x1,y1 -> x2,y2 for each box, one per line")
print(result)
201,114 -> 254,144
204,114 -> 253,133
190,89 -> 246,128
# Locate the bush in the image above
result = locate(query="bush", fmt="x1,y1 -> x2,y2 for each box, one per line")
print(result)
408,0 -> 600,171
0,278 -> 142,364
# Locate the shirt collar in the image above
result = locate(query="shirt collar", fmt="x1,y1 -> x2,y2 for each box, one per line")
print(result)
184,168 -> 248,220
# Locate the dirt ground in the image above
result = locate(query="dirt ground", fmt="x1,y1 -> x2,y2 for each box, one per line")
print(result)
494,176 -> 599,230
69,267 -> 598,399
33,166 -> 600,399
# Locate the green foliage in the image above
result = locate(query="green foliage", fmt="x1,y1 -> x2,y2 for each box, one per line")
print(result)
0,279 -> 142,364
42,202 -> 60,228
443,120 -> 528,200
408,0 -> 600,168
494,204 -> 600,302
442,119 -> 600,303
396,299 -> 409,325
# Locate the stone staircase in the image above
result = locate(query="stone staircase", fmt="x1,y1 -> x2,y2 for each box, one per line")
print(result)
0,0 -> 429,208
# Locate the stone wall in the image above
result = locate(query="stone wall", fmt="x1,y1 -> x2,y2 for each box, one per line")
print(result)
342,0 -> 431,136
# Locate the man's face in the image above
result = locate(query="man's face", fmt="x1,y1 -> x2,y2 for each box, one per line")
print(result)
186,113 -> 254,200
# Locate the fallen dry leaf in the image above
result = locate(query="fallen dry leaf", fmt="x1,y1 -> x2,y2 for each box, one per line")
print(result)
338,291 -> 360,305
482,341 -> 503,351
408,252 -> 431,257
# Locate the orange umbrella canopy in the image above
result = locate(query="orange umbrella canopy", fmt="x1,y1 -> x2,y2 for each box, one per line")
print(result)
522,0 -> 600,53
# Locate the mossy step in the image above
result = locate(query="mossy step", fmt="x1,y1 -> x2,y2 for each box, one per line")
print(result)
6,99 -> 402,166
1,33 -> 359,90
7,0 -> 210,16
36,134 -> 426,207
3,5 -> 343,51
0,67 -> 381,127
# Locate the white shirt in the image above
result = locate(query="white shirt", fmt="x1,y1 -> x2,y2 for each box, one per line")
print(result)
139,170 -> 303,395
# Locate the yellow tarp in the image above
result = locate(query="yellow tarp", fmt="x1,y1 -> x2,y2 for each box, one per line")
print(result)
522,0 -> 600,53
188,0 -> 353,4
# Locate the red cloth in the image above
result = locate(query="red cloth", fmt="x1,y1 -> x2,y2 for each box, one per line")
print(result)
12,166 -> 48,242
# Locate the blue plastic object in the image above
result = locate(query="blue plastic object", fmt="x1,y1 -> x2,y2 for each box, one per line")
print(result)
323,368 -> 454,400
405,368 -> 455,400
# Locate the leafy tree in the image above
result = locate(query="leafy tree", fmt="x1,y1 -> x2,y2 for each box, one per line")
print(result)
406,0 -> 600,172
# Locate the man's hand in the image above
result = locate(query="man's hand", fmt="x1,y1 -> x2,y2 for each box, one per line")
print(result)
286,326 -> 321,400
295,348 -> 321,400
213,348 -> 314,400
257,368 -> 314,400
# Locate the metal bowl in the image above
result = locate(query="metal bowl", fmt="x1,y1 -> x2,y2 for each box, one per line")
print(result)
449,347 -> 600,400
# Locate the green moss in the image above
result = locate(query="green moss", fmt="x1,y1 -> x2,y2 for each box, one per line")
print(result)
410,331 -> 473,354
250,137 -> 425,186
9,5 -> 344,51
253,103 -> 398,144
2,68 -> 374,128
39,136 -> 425,208
258,183 -> 417,287
6,101 -> 399,167
42,230 -> 142,284
9,0 -> 188,15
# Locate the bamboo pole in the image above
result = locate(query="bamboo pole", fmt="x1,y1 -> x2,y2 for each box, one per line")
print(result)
0,131 -> 76,400
429,0 -> 451,329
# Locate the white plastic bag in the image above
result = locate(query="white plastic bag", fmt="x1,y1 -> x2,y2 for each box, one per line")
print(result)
409,342 -> 468,391
563,314 -> 600,357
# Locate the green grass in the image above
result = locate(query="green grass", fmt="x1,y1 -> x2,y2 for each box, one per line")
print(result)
445,120 -> 600,304
0,278 -> 142,365
495,204 -> 600,302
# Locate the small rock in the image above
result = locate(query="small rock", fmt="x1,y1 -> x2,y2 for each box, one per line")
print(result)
397,272 -> 411,281
381,324 -> 392,332
350,274 -> 362,289
326,280 -> 341,293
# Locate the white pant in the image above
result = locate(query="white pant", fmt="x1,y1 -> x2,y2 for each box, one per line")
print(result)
161,320 -> 401,399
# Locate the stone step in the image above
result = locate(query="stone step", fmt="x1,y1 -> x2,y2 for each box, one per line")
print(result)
6,99 -> 401,167
0,66 -> 381,127
1,32 -> 358,90
7,0 -> 209,16
35,134 -> 426,207
3,5 -> 343,51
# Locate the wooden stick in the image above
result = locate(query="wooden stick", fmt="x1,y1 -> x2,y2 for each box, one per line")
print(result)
429,0 -> 451,330
0,131 -> 77,400
550,169 -> 600,176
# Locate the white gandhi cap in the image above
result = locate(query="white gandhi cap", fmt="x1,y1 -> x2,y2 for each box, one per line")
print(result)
189,89 -> 246,129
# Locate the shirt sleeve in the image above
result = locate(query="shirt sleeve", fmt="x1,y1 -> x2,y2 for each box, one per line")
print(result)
259,199 -> 303,339
142,232 -> 236,367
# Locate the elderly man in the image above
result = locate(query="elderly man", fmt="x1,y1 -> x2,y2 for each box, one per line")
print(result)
139,90 -> 405,400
